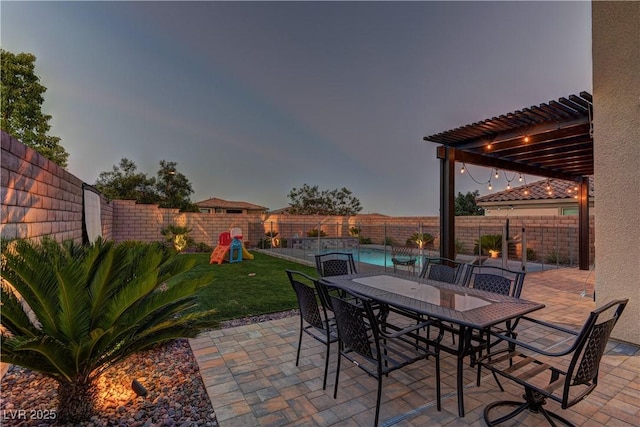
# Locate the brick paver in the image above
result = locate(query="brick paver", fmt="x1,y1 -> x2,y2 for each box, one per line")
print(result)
192,267 -> 639,426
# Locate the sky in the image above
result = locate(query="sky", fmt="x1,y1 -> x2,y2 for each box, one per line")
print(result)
1,1 -> 592,216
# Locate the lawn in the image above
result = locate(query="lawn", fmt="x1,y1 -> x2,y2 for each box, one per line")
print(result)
170,251 -> 317,322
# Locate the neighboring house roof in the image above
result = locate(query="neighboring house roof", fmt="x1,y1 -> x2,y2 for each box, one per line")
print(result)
476,176 -> 594,204
195,197 -> 267,211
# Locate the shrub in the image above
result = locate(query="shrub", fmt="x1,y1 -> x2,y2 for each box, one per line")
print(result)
545,249 -> 569,265
0,238 -> 217,422
307,228 -> 327,238
160,224 -> 193,252
526,247 -> 537,261
406,232 -> 434,248
474,234 -> 502,256
359,237 -> 373,244
192,242 -> 213,253
383,237 -> 394,246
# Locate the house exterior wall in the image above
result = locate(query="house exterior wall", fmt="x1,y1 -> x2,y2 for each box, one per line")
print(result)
1,131 -> 112,244
592,1 -> 640,344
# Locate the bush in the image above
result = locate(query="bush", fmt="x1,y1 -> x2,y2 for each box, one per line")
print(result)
192,242 -> 213,253
382,237 -> 394,246
526,247 -> 537,261
161,224 -> 193,252
406,232 -> 434,249
307,228 -> 327,237
473,234 -> 502,256
545,249 -> 569,265
359,237 -> 373,244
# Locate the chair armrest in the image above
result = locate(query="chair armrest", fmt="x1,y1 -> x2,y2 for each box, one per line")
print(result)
487,321 -> 581,358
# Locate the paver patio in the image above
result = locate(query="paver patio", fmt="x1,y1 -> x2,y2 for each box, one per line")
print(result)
190,267 -> 639,426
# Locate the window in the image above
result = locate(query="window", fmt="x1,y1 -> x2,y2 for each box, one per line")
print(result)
199,208 -> 211,213
561,207 -> 579,216
226,209 -> 243,214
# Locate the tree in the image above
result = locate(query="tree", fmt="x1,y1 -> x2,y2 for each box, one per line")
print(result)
155,160 -> 198,212
95,159 -> 197,211
287,184 -> 363,215
95,158 -> 158,203
455,190 -> 484,216
0,238 -> 218,422
1,49 -> 69,167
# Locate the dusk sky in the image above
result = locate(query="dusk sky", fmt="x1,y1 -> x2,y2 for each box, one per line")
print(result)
1,1 -> 592,216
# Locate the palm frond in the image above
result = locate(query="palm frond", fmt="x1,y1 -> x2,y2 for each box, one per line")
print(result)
0,284 -> 41,337
2,335 -> 74,381
2,239 -> 60,334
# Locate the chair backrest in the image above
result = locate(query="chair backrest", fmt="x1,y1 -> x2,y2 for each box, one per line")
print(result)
391,245 -> 415,261
329,288 -> 376,359
563,299 -> 628,407
419,257 -> 465,284
463,264 -> 525,297
286,270 -> 329,331
315,252 -> 357,277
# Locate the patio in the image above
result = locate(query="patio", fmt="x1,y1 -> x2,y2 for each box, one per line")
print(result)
190,267 -> 639,426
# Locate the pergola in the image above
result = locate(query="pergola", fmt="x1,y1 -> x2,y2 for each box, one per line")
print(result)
423,92 -> 593,270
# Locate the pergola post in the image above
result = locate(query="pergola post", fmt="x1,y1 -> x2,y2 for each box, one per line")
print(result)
438,146 -> 456,260
578,176 -> 590,270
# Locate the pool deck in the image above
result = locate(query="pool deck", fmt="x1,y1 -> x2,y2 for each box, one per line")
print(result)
190,267 -> 639,426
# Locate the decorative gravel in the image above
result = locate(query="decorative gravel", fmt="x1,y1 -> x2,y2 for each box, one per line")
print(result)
0,310 -> 298,426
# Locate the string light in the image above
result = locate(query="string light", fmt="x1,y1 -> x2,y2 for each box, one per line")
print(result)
495,169 -> 499,179
518,174 -> 523,182
460,164 -> 465,174
507,183 -> 511,190
524,188 -> 529,196
488,182 -> 493,191
523,136 -> 530,143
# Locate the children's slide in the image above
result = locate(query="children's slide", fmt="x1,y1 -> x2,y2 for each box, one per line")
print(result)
210,229 -> 253,264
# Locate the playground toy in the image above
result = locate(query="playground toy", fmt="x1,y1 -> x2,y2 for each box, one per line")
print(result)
210,228 -> 254,264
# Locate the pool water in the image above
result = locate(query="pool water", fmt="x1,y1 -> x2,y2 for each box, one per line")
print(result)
321,248 -> 424,269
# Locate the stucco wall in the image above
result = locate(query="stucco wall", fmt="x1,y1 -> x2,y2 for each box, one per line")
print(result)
592,1 -> 640,344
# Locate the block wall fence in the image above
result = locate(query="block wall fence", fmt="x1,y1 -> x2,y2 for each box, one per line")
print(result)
1,131 -> 112,243
1,132 -> 594,264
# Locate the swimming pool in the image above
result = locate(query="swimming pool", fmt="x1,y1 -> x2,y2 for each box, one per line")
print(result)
320,247 -> 424,269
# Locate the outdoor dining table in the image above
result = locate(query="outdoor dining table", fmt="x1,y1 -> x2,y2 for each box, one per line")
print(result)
321,271 -> 545,418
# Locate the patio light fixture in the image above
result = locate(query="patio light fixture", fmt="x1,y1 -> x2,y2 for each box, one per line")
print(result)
132,379 -> 148,397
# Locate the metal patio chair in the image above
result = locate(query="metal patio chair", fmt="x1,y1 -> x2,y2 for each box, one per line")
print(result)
419,256 -> 466,284
328,284 -> 442,427
286,270 -> 338,390
391,245 -> 417,275
314,252 -> 357,277
478,299 -> 628,426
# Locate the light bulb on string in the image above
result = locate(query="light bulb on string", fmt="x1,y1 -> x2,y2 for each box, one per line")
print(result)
495,170 -> 499,179
460,165 -> 465,174
488,182 -> 493,191
523,136 -> 530,143
524,188 -> 529,196
507,183 -> 511,190
518,174 -> 523,182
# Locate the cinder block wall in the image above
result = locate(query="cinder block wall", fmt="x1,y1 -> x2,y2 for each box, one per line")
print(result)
0,130 -> 595,265
1,131 -> 112,243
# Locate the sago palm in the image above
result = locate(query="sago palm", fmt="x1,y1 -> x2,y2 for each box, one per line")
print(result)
1,238 -> 217,423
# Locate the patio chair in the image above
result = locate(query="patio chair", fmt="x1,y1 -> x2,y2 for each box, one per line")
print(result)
328,284 -> 442,427
462,264 -> 526,298
419,256 -> 466,284
419,257 -> 468,344
315,252 -> 357,277
286,270 -> 338,390
462,264 -> 527,384
478,299 -> 628,426
391,245 -> 417,275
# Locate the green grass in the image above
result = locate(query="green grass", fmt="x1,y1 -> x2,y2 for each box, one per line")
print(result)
170,251 -> 316,322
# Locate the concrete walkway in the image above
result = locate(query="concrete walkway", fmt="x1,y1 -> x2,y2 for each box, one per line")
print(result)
190,268 -> 639,426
